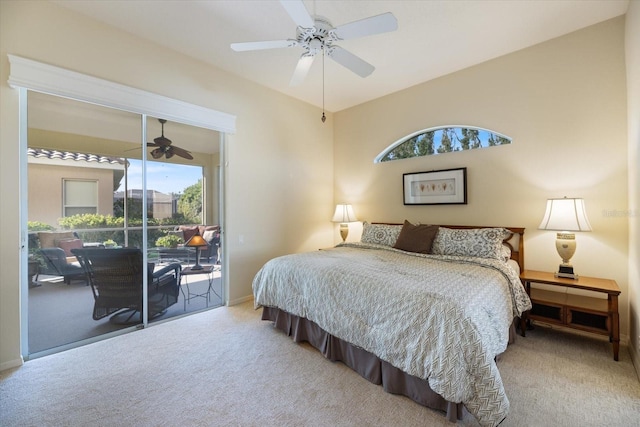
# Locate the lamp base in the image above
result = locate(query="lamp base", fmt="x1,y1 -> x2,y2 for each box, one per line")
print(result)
339,223 -> 349,242
190,247 -> 203,270
555,264 -> 578,280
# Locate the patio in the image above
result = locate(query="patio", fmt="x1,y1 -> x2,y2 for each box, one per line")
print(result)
28,266 -> 222,354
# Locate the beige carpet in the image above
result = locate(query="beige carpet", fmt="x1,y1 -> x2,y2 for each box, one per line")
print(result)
1,301 -> 639,427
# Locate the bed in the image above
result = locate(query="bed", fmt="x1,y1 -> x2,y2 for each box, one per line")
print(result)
252,222 -> 531,426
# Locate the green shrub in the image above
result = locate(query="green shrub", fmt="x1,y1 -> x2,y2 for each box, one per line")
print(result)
28,221 -> 55,231
58,213 -> 124,230
51,213 -> 186,249
155,234 -> 183,248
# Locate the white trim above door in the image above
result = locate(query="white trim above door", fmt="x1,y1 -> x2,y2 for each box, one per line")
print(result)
7,55 -> 236,133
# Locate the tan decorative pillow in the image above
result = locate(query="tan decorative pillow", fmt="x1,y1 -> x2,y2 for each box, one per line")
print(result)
38,231 -> 75,248
393,220 -> 439,254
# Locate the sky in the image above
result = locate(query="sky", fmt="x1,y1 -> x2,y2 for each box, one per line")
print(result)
117,159 -> 202,194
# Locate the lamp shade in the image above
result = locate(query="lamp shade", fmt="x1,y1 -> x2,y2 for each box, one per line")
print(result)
332,204 -> 358,223
538,197 -> 592,232
185,234 -> 209,271
185,234 -> 209,247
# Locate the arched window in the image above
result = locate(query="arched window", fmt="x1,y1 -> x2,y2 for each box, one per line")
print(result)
375,126 -> 511,163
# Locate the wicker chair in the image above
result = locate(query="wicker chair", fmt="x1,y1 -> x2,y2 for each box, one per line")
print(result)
39,247 -> 87,285
72,248 -> 181,324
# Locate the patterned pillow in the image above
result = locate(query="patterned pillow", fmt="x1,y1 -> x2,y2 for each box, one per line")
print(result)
500,245 -> 512,263
431,227 -> 510,260
360,222 -> 403,247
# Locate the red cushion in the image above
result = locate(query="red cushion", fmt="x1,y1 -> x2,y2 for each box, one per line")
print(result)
179,226 -> 200,242
56,238 -> 84,257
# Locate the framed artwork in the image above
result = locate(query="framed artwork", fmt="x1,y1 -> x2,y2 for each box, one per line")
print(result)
403,167 -> 467,205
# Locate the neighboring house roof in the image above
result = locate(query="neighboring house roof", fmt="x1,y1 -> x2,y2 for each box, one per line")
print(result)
27,148 -> 127,166
114,189 -> 177,200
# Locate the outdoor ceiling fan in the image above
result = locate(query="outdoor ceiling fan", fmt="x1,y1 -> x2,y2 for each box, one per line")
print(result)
230,0 -> 398,86
148,119 -> 193,160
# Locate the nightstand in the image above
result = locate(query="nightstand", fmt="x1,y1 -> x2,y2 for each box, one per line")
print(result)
520,269 -> 621,361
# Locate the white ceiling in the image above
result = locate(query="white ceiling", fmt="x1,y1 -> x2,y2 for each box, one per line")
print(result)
54,0 -> 629,112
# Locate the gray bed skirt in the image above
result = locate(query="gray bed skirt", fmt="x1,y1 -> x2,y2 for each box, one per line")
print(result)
261,306 -> 465,423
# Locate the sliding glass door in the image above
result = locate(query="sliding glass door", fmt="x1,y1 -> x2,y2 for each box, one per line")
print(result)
27,92 -> 143,353
26,92 -> 223,357
143,116 -> 223,318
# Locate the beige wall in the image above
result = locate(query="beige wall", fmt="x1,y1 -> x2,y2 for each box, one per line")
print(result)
0,1 -> 333,370
334,18 -> 630,339
28,163 -> 116,227
625,1 -> 640,374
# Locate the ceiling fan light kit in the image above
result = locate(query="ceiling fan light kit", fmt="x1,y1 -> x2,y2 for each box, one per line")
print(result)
230,0 -> 398,123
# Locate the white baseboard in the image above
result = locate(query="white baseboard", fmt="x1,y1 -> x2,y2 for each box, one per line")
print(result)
630,340 -> 640,381
228,294 -> 254,306
0,356 -> 24,372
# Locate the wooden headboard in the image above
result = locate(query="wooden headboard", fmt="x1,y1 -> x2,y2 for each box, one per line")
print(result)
373,223 -> 525,272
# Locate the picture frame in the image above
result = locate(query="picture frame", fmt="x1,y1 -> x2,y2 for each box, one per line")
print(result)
403,167 -> 467,205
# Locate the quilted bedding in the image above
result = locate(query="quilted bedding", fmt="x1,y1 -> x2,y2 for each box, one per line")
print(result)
253,242 -> 531,427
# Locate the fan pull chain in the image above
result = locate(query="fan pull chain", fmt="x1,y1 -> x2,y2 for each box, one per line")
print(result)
321,47 -> 326,123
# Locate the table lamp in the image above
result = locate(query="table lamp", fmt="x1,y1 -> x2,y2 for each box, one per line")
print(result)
538,197 -> 592,279
185,234 -> 209,271
332,204 -> 358,242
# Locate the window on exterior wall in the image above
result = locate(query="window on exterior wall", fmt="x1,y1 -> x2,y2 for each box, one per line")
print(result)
63,179 -> 98,216
375,126 -> 512,163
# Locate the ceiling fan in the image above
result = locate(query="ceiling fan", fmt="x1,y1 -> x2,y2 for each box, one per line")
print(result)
230,0 -> 398,86
148,119 -> 193,160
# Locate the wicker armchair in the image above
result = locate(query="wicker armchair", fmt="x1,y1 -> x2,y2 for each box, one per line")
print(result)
72,248 -> 181,324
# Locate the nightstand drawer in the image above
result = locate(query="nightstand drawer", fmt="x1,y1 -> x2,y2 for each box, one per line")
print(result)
529,289 -> 565,324
566,306 -> 610,334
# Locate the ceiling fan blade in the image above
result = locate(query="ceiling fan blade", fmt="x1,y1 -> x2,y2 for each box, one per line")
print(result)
170,146 -> 194,160
327,46 -> 375,78
147,142 -> 158,147
289,55 -> 315,86
332,12 -> 398,40
279,0 -> 314,28
231,39 -> 296,52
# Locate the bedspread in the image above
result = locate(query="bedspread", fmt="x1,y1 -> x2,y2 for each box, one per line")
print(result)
252,243 -> 531,426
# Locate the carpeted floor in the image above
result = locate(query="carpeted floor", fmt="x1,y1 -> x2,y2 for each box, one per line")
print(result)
2,301 -> 639,427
